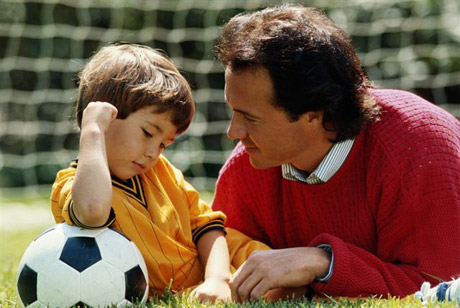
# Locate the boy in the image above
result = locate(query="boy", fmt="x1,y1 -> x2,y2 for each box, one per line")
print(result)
50,43 -> 270,302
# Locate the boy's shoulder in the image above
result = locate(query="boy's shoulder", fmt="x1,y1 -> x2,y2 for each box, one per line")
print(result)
54,160 -> 78,182
146,154 -> 185,186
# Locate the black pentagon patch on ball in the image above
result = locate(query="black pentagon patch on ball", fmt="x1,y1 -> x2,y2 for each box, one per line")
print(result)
72,301 -> 91,307
17,264 -> 37,306
60,237 -> 101,272
125,265 -> 146,303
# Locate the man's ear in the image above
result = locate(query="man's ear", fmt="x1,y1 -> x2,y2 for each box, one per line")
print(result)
302,110 -> 324,126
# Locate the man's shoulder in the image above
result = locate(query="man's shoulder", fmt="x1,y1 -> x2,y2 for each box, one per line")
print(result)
369,88 -> 459,137
370,89 -> 457,122
365,89 -> 460,168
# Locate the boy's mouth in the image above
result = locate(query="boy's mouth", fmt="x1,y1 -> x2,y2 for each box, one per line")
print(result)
133,162 -> 146,172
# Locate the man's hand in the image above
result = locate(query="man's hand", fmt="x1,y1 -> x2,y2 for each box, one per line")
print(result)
229,247 -> 331,302
190,276 -> 232,303
81,101 -> 118,133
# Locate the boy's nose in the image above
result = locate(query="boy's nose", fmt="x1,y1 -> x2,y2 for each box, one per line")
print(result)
145,144 -> 161,159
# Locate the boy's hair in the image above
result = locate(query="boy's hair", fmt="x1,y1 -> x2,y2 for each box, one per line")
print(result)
76,43 -> 194,134
215,5 -> 380,142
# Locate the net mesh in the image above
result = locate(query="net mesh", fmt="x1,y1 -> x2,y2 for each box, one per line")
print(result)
1,0 -> 459,196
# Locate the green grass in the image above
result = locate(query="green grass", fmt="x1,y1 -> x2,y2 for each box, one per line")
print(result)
3,228 -> 458,308
1,194 -> 458,307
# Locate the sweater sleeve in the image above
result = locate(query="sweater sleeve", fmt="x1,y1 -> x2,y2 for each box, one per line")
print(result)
309,195 -> 459,297
310,100 -> 460,297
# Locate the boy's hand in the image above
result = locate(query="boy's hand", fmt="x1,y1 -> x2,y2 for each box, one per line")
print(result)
190,276 -> 232,303
81,102 -> 118,132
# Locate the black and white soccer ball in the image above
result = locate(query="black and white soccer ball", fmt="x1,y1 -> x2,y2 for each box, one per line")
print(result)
16,223 -> 149,307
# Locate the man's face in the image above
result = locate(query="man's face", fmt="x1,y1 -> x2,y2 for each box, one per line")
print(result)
224,67 -> 330,171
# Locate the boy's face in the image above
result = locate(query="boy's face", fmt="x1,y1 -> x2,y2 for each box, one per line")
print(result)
104,106 -> 177,180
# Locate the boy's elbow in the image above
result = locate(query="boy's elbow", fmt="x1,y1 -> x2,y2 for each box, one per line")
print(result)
73,199 -> 111,227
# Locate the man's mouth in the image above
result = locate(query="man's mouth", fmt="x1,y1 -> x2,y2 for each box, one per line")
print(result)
242,141 -> 256,149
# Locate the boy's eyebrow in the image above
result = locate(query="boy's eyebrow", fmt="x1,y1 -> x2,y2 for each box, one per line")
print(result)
145,120 -> 176,142
145,120 -> 163,134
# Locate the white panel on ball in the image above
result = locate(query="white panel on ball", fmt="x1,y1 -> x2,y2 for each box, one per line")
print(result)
23,301 -> 47,308
37,261 -> 80,307
18,226 -> 66,273
60,223 -> 106,238
16,223 -> 149,307
80,260 -> 125,306
96,229 -> 138,272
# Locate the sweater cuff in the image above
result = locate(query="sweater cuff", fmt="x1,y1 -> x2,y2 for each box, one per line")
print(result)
309,234 -> 351,296
316,244 -> 334,282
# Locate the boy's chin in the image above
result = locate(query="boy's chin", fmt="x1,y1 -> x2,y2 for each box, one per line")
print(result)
110,170 -> 136,181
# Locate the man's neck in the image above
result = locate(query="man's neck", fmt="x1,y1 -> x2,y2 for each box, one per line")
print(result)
290,131 -> 337,173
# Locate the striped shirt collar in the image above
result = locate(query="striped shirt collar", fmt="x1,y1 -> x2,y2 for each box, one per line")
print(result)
281,138 -> 355,184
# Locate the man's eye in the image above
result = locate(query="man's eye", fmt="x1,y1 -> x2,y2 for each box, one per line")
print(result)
142,128 -> 153,138
244,115 -> 255,122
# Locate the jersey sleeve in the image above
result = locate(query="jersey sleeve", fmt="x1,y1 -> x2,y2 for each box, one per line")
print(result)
50,163 -> 115,229
226,227 -> 271,270
50,166 -> 75,225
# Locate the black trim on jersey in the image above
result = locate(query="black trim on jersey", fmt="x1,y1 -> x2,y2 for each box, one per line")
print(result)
70,159 -> 78,168
68,160 -> 147,209
68,201 -> 116,229
192,218 -> 226,244
111,175 -> 148,209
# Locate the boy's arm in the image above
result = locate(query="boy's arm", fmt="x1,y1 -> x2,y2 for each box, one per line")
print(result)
72,102 -> 117,227
191,229 -> 232,302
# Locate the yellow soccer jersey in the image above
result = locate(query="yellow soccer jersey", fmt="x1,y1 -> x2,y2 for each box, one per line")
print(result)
51,155 -> 269,296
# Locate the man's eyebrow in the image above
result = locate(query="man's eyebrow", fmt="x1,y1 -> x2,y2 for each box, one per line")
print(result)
234,108 -> 259,119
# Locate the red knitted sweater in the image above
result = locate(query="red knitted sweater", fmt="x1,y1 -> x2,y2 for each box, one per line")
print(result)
212,89 -> 460,298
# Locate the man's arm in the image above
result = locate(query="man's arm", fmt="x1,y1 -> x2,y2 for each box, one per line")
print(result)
213,139 -> 460,299
229,247 -> 331,302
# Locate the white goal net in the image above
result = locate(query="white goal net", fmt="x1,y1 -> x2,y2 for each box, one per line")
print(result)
1,0 -> 459,197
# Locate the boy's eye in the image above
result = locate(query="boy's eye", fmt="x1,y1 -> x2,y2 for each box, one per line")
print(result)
142,128 -> 153,138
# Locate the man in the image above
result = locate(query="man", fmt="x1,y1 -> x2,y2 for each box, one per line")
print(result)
212,4 -> 460,302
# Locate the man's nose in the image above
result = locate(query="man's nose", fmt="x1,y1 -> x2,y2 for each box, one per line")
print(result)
227,118 -> 246,140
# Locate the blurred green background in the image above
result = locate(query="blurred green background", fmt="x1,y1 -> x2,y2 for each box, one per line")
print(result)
1,0 -> 459,200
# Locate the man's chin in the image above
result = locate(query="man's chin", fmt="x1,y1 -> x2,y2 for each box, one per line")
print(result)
248,156 -> 278,170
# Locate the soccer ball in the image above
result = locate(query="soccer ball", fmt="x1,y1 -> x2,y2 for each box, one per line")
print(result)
16,223 -> 149,307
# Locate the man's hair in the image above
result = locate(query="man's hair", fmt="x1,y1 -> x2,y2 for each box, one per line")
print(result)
76,43 -> 194,134
215,5 -> 380,141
